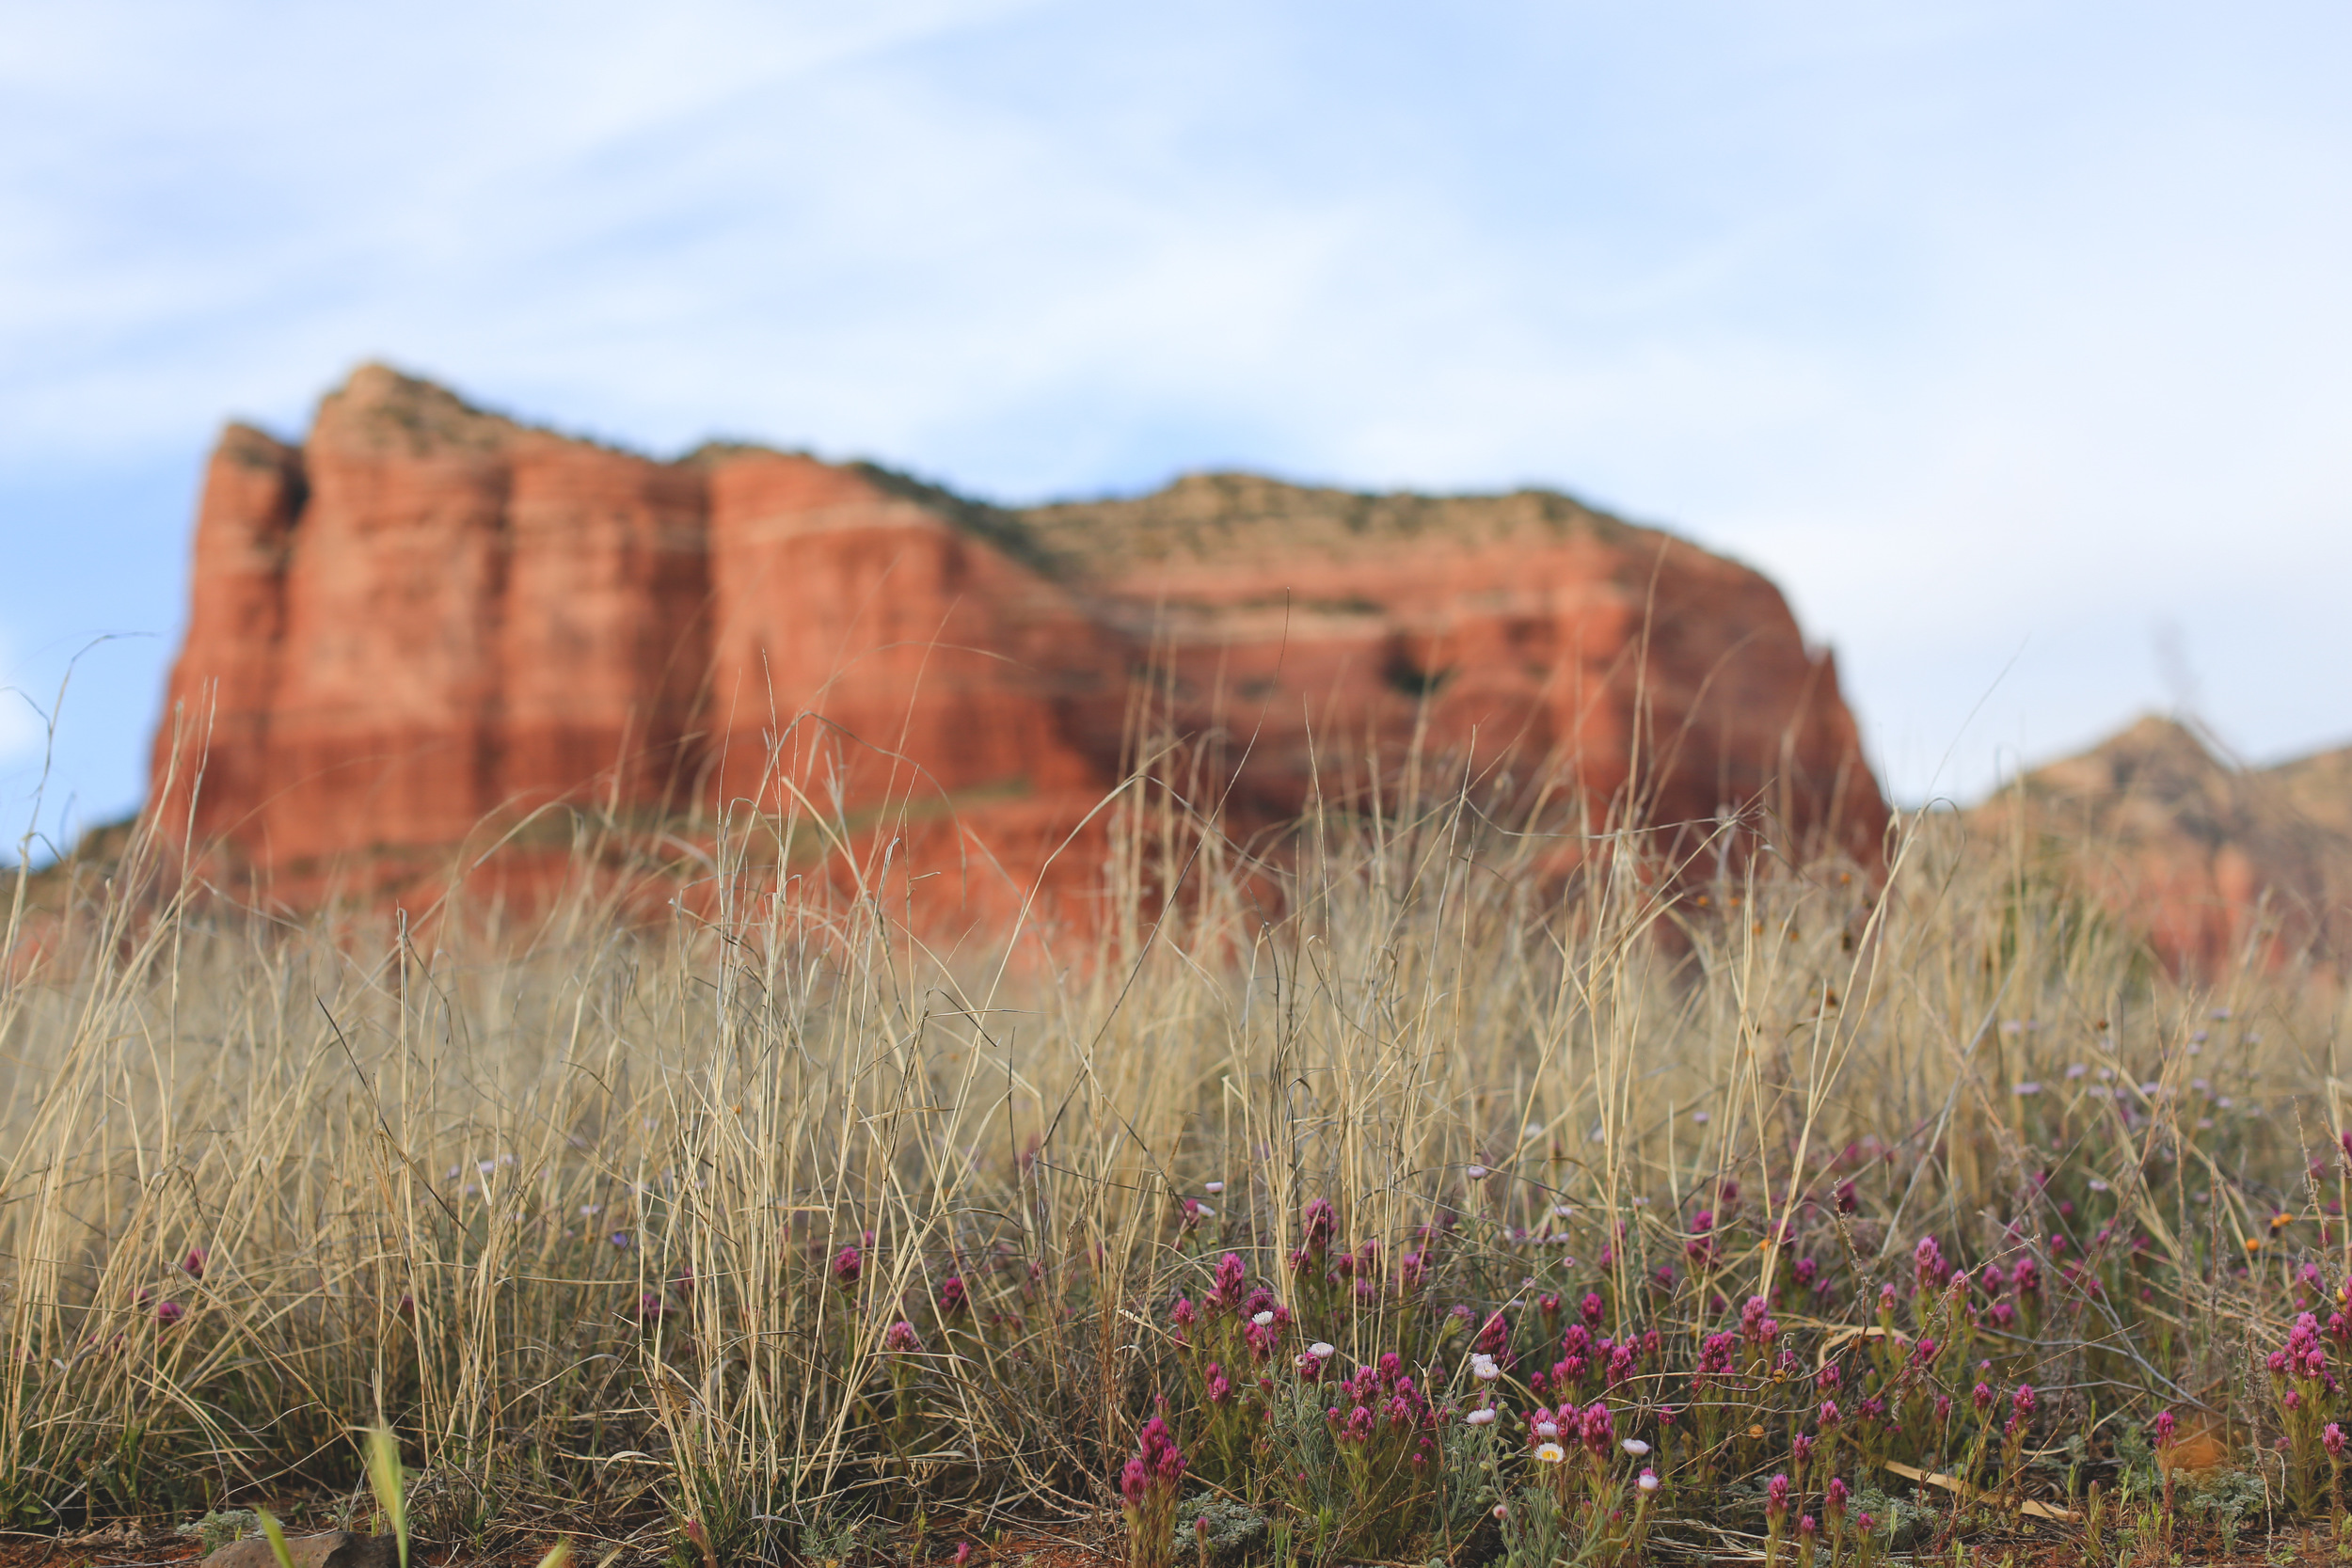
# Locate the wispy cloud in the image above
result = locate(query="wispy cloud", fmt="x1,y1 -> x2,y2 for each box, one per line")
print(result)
2,1 -> 2348,829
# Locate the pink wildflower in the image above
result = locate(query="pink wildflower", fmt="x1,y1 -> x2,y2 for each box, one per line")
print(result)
1580,1401 -> 1614,1459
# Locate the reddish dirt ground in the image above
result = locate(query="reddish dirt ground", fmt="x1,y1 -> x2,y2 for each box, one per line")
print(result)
0,1519 -> 1127,1568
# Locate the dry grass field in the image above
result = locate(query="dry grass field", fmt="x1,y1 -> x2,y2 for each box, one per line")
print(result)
4,761 -> 2350,1568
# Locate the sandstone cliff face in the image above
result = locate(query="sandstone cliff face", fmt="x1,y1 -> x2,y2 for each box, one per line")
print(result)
151,424 -> 304,839
702,451 -> 1115,821
1024,475 -> 1881,864
1969,716 -> 2352,974
151,366 -> 1889,922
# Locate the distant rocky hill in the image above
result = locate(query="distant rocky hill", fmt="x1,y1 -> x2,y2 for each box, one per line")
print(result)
1968,715 -> 2352,974
146,364 -> 1888,927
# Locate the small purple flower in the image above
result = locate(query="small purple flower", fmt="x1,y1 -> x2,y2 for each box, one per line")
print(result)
883,1320 -> 922,1353
832,1243 -> 861,1287
1580,1401 -> 1614,1459
1211,1251 -> 1248,1307
609,1230 -> 633,1250
182,1247 -> 207,1280
1120,1413 -> 1187,1503
155,1300 -> 184,1325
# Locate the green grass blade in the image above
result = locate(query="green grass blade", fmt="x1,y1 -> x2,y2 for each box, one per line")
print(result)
363,1425 -> 407,1568
256,1510 -> 298,1568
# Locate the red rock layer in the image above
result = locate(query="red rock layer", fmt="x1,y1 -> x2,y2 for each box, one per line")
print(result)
150,366 -> 1890,926
1107,530 -> 1874,863
702,452 -> 1114,819
1026,473 -> 1883,869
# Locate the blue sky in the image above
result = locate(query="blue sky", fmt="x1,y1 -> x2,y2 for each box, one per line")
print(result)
4,2 -> 2349,855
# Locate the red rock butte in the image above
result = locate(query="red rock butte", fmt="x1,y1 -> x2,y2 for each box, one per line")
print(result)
149,364 -> 1889,927
1968,715 -> 2352,976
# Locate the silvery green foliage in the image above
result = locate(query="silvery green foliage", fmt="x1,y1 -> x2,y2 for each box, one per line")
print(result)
1169,1493 -> 1266,1560
179,1509 -> 262,1553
